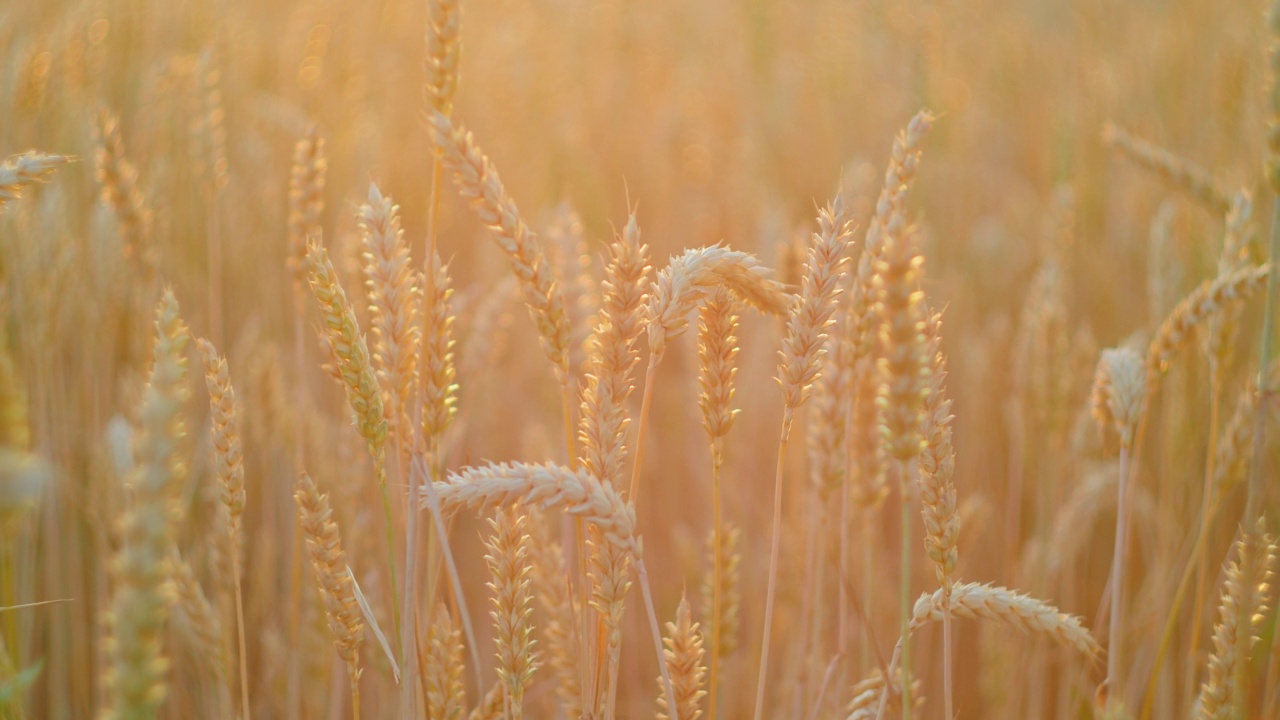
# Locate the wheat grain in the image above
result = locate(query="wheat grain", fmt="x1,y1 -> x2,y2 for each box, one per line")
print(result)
94,109 -> 156,279
287,128 -> 325,283
528,525 -> 579,716
1148,265 -> 1270,385
424,0 -> 461,115
294,472 -> 364,687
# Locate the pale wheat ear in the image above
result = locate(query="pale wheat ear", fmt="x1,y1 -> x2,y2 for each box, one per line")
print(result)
0,151 -> 74,210
1102,123 -> 1231,216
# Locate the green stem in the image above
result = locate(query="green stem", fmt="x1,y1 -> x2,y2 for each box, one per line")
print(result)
900,460 -> 913,720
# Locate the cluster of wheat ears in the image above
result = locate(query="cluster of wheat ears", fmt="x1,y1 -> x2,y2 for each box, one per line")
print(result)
5,0 -> 1280,718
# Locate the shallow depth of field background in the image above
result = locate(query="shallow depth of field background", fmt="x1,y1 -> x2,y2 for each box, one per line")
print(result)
2,0 -> 1279,718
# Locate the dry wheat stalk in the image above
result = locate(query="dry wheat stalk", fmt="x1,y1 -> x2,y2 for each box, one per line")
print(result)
657,596 -> 706,720
94,109 -> 156,279
696,287 -> 740,719
700,522 -> 741,657
579,211 -> 650,489
424,0 -> 461,115
0,151 -> 72,209
910,582 -> 1102,658
426,606 -> 467,720
195,339 -> 244,544
1147,265 -> 1270,385
919,312 -> 957,588
484,507 -> 537,720
1195,520 -> 1276,720
426,462 -> 639,557
294,472 -> 364,703
287,128 -> 325,283
1091,346 -> 1145,706
100,290 -> 188,720
304,239 -> 388,465
194,337 -> 250,719
1102,124 -> 1231,216
359,184 -> 420,430
528,526 -> 579,716
421,254 -> 458,452
849,111 -> 934,361
587,527 -> 631,713
778,196 -> 853,409
428,111 -> 571,382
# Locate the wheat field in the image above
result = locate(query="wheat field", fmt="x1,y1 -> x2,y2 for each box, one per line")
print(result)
3,0 -> 1280,718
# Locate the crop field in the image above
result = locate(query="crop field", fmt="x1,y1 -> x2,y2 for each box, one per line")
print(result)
3,0 -> 1280,718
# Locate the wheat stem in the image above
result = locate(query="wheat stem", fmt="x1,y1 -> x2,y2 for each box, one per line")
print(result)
753,409 -> 793,720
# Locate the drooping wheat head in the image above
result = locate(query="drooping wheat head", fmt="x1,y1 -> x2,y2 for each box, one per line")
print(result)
428,111 -> 571,383
1102,123 -> 1232,216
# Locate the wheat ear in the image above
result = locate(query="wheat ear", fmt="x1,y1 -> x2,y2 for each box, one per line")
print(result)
424,0 -> 461,115
1147,264 -> 1270,386
755,195 -> 852,720
100,290 -> 188,720
426,606 -> 467,720
0,151 -> 73,209
1091,347 -> 1145,709
359,183 -> 420,434
910,582 -> 1103,657
528,525 -> 579,716
302,237 -> 398,636
294,472 -> 364,718
287,128 -> 325,283
194,338 -> 250,720
1195,519 -> 1276,720
94,109 -> 156,280
657,595 -> 707,720
484,507 -> 536,720
1102,123 -> 1231,216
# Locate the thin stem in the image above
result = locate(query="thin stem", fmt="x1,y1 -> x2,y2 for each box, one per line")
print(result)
287,286 -> 306,720
1246,196 -> 1280,524
1107,441 -> 1132,710
753,408 -> 793,720
1186,369 -> 1223,700
628,358 -> 658,503
709,437 -> 723,720
899,461 -> 913,720
942,587 -> 953,720
637,556 -> 680,719
413,454 -> 484,693
1139,491 -> 1227,720
376,463 -> 402,641
232,543 -> 251,720
350,676 -> 361,720
398,431 -> 418,717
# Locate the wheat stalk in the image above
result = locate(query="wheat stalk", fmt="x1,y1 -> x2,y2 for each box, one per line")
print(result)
294,472 -> 364,718
756,195 -> 853,720
194,338 -> 250,720
94,109 -> 156,280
